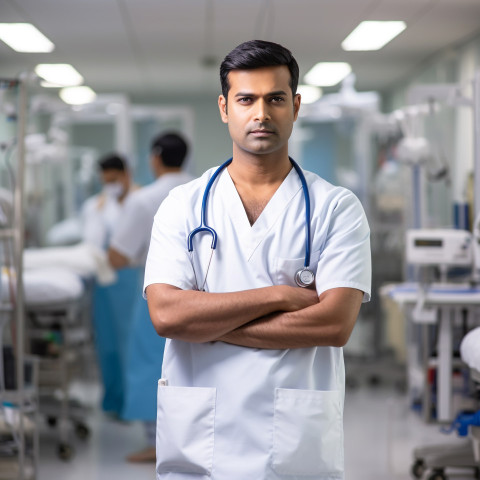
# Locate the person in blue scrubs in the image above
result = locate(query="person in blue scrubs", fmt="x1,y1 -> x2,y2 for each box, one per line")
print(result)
108,133 -> 193,462
85,154 -> 139,416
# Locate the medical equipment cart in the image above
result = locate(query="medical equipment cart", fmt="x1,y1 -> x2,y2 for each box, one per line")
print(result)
0,77 -> 40,479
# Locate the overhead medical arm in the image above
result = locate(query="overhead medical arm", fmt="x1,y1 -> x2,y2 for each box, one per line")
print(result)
145,283 -> 319,343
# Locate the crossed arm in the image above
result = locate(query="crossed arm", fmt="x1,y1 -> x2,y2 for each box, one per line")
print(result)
145,283 -> 364,349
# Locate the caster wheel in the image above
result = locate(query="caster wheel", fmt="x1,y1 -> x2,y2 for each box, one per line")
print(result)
428,470 -> 446,480
368,374 -> 381,387
47,416 -> 57,427
58,443 -> 74,461
411,459 -> 425,479
75,423 -> 90,440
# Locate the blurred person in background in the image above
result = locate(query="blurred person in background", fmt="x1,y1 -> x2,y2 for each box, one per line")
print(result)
108,132 -> 193,462
82,153 -> 135,250
86,153 -> 140,418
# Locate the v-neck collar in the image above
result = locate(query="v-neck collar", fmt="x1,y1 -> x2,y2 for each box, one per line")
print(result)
216,166 -> 303,261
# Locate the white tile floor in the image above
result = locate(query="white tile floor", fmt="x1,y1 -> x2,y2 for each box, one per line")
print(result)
36,372 -> 477,480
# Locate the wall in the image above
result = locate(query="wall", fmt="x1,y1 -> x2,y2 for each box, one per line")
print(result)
132,93 -> 232,177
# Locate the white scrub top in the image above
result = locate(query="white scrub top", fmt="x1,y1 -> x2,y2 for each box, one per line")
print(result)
110,172 -> 193,266
82,193 -> 121,250
144,165 -> 371,480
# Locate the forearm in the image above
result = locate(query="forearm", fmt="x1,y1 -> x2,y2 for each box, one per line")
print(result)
218,288 -> 364,349
108,247 -> 130,269
146,284 -> 313,343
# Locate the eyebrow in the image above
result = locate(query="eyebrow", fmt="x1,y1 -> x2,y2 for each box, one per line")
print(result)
234,90 -> 288,97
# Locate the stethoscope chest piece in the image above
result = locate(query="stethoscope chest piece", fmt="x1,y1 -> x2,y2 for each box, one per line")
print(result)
295,268 -> 315,288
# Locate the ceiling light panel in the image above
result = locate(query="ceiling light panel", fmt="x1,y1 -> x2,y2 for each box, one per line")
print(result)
0,23 -> 55,52
35,64 -> 84,87
342,21 -> 406,51
59,86 -> 96,105
304,63 -> 352,87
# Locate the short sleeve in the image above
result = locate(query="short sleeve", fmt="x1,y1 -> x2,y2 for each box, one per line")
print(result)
315,191 -> 371,302
143,191 -> 196,296
110,194 -> 151,264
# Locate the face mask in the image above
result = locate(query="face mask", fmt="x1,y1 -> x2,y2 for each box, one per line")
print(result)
103,182 -> 124,199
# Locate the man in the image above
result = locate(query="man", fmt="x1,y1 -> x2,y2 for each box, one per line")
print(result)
82,153 -> 137,417
82,153 -> 133,250
108,132 -> 193,463
108,133 -> 191,268
144,40 -> 371,479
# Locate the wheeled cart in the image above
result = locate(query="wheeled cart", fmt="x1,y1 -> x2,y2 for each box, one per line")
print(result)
25,287 -> 92,461
411,440 -> 479,480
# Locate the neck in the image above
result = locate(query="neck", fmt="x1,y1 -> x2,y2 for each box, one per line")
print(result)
155,165 -> 182,178
118,180 -> 130,203
228,146 -> 292,187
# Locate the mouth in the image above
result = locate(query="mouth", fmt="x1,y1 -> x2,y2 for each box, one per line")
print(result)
249,129 -> 275,137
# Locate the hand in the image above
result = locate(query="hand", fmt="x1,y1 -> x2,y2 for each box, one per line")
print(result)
277,285 -> 319,312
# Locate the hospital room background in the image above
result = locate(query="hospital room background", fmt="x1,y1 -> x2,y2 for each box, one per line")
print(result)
2,1 -> 480,479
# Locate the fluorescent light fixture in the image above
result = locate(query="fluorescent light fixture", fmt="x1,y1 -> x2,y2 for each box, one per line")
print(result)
0,23 -> 55,52
59,86 -> 96,105
40,81 -> 64,88
35,64 -> 84,87
304,62 -> 352,87
297,85 -> 322,104
342,21 -> 406,51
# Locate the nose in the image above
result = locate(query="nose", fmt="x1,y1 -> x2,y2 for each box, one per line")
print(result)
254,99 -> 271,123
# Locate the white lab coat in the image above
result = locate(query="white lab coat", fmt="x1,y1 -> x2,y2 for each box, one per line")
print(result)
144,165 -> 371,480
81,193 -> 122,250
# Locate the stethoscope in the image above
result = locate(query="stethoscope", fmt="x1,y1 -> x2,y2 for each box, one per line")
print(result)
187,157 -> 315,291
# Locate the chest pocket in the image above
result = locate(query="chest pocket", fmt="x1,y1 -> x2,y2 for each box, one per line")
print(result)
274,249 -> 320,287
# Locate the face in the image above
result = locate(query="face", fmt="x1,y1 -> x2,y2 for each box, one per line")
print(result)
218,66 -> 301,158
100,169 -> 129,197
100,169 -> 125,186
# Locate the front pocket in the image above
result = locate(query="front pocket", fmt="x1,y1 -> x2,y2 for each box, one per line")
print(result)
274,250 -> 320,288
156,383 -> 216,476
272,388 -> 343,477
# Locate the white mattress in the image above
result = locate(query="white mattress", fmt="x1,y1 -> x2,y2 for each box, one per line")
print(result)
1,267 -> 84,305
23,242 -> 116,285
460,326 -> 480,372
45,216 -> 83,246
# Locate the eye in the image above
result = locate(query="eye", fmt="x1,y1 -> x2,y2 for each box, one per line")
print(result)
270,96 -> 285,103
238,96 -> 252,104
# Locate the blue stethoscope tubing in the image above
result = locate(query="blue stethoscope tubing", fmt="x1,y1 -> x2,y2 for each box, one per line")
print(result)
187,157 -> 315,289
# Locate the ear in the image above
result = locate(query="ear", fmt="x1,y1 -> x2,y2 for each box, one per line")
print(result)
293,93 -> 301,122
218,95 -> 228,124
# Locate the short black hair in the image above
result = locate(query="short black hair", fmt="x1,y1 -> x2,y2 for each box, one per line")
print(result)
220,40 -> 299,99
150,132 -> 188,168
98,153 -> 127,172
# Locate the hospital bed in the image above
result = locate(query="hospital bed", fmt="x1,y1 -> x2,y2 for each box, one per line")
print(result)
2,243 -> 116,460
410,326 -> 480,480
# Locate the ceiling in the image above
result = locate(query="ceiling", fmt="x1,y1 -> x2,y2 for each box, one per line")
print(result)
2,0 -> 480,101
